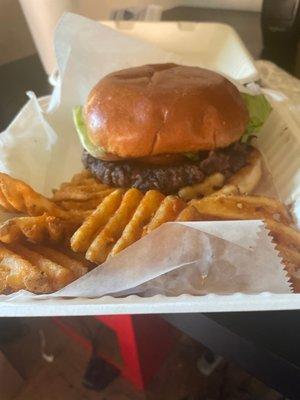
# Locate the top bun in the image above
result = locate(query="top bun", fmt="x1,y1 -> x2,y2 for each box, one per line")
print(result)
84,64 -> 249,158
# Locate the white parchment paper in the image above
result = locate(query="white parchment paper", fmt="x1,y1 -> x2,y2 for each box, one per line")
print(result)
0,13 -> 292,299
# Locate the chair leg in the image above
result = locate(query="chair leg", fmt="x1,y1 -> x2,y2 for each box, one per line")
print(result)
96,315 -> 174,390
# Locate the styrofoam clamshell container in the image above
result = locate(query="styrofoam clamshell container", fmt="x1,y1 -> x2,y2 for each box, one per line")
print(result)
1,21 -> 299,316
102,21 -> 259,84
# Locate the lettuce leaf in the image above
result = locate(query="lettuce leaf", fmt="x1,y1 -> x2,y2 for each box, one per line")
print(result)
184,152 -> 200,161
73,106 -> 107,158
241,93 -> 272,143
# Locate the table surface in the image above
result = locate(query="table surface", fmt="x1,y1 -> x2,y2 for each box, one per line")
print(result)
1,7 -> 300,399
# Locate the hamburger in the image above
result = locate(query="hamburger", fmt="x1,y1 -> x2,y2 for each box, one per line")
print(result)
73,64 -> 271,194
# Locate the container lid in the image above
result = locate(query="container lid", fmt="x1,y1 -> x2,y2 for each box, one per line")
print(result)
102,20 -> 259,84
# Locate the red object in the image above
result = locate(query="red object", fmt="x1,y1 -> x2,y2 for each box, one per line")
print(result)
53,315 -> 174,390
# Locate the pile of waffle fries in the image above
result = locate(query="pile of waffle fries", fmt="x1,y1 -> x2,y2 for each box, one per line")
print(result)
0,162 -> 299,294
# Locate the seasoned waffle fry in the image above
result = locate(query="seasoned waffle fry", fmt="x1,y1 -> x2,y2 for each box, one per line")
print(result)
144,195 -> 186,235
211,184 -> 240,196
57,198 -> 103,211
178,173 -> 225,201
0,243 -> 51,293
9,243 -> 73,291
86,189 -> 143,263
110,190 -> 165,256
52,186 -> 114,202
71,189 -> 186,263
70,170 -> 93,184
0,214 -> 78,244
265,218 -> 300,252
276,244 -> 300,267
176,205 -> 201,222
190,195 -> 292,224
0,173 -> 64,217
25,244 -> 88,278
71,189 -> 125,253
2,242 -> 88,292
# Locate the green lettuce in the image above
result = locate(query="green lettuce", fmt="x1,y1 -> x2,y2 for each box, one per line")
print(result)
184,152 -> 200,161
241,93 -> 272,143
73,106 -> 107,158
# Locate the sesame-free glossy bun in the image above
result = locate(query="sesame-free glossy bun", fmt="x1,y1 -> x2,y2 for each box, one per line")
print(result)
84,64 -> 249,158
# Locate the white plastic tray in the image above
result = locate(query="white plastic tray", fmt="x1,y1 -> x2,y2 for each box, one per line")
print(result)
1,293 -> 300,317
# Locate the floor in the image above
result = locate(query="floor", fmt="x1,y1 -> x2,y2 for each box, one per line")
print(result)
0,317 -> 282,400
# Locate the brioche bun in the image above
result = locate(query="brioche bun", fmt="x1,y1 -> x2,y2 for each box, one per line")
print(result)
84,64 -> 249,158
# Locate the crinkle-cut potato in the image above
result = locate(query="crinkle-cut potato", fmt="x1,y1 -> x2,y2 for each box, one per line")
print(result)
86,188 -> 144,263
110,190 -> 165,256
52,172 -> 114,202
176,205 -> 201,222
71,189 -> 125,253
56,198 -> 104,211
0,214 -> 79,244
0,172 -> 64,217
189,194 -> 292,225
0,172 -> 90,224
178,173 -> 225,201
71,188 -> 187,263
0,242 -> 88,293
52,186 -> 115,202
142,195 -> 186,236
178,147 -> 261,200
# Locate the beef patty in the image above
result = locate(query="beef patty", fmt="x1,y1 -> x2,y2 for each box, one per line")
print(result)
82,143 -> 250,194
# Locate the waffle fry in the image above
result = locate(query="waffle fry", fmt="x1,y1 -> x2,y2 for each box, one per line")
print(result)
57,198 -> 104,211
0,214 -> 78,244
178,173 -> 225,201
0,243 -> 51,293
176,205 -> 201,222
143,195 -> 186,235
52,185 -> 114,202
71,189 -> 125,253
110,190 -> 165,256
86,189 -> 143,263
71,189 -> 186,263
0,242 -> 88,293
0,172 -> 64,217
190,195 -> 292,225
52,171 -> 116,213
69,170 -> 93,184
265,218 -> 300,253
26,244 -> 88,278
10,243 -> 74,291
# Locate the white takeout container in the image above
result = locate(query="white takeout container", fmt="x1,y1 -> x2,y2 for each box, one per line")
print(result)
1,20 -> 300,316
102,20 -> 258,84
